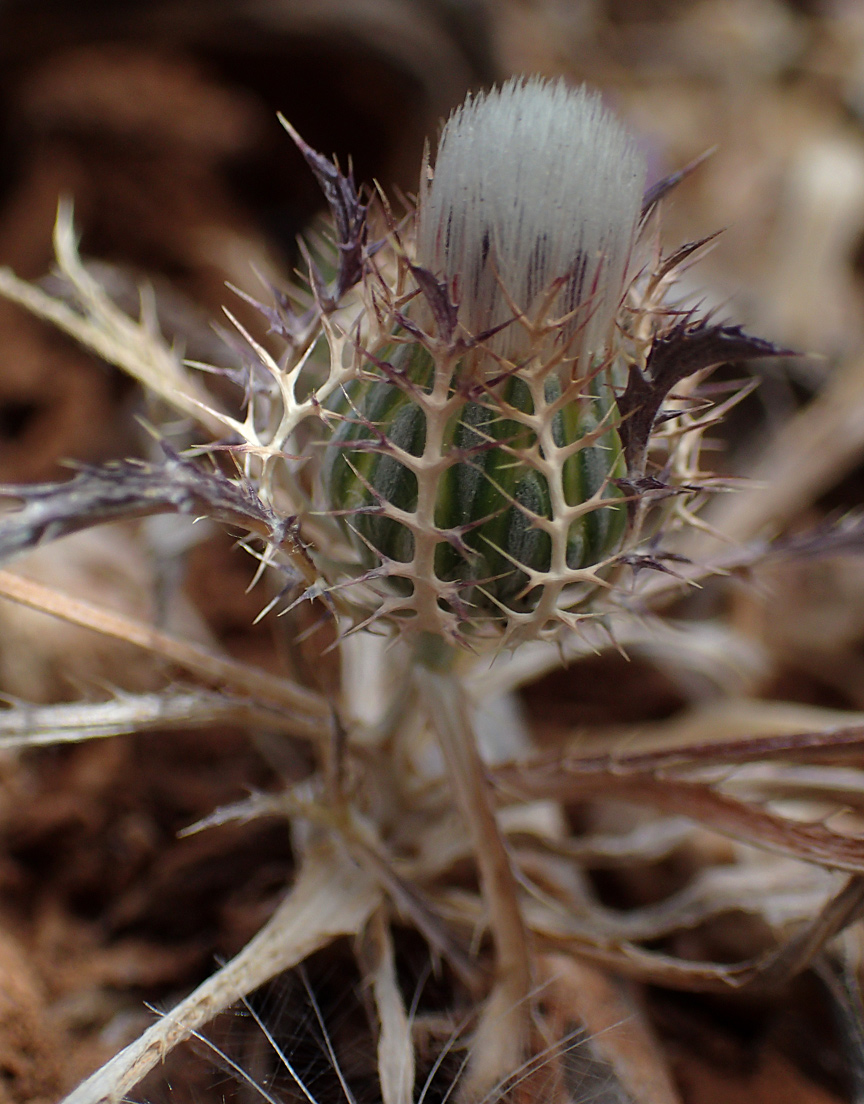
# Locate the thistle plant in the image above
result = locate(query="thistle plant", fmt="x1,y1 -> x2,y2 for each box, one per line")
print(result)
4,75 -> 860,1104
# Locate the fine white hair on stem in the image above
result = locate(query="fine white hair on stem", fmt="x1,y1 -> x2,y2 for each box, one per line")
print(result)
417,75 -> 645,363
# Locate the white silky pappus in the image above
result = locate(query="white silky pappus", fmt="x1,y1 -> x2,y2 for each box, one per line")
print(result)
417,76 -> 646,365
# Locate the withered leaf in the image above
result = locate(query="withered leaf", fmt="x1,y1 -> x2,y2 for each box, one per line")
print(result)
496,761 -> 864,873
544,874 -> 864,994
617,319 -> 789,477
0,449 -> 293,563
281,116 -> 368,304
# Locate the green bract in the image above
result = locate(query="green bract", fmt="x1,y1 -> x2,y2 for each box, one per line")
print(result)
324,339 -> 627,626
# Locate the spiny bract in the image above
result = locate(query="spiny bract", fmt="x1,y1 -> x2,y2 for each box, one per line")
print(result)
322,77 -> 646,646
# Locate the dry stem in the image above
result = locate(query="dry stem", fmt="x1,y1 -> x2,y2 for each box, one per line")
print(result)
414,651 -> 533,1098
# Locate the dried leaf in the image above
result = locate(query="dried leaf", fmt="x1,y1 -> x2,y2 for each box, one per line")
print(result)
560,718 -> 864,770
0,205 -> 236,438
524,874 -> 864,995
496,760 -> 864,872
521,851 -> 841,944
0,451 -> 293,564
279,115 -> 368,303
618,319 -> 788,476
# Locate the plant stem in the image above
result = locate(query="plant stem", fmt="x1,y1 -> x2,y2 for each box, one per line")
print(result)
413,637 -> 533,1035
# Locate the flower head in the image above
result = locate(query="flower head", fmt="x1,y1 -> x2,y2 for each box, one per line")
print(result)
321,78 -> 651,644
417,76 -> 646,363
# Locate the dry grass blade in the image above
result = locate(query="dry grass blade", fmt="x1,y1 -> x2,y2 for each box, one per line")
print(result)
0,569 -> 328,737
62,843 -> 382,1104
497,765 -> 864,872
0,688 -> 304,748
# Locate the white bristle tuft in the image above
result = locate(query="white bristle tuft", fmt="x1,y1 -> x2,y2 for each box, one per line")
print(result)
417,76 -> 645,364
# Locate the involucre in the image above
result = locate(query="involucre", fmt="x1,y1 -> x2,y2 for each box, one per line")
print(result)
324,78 -> 644,644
